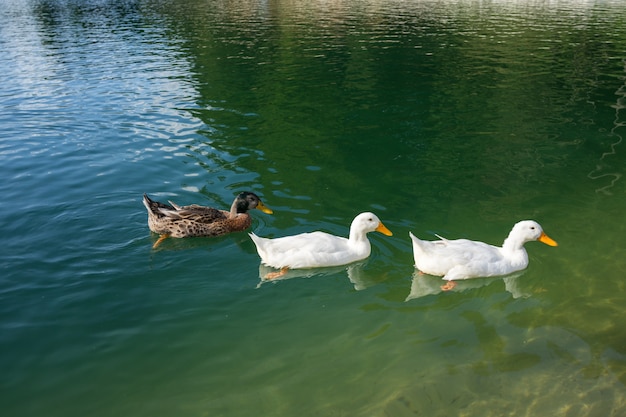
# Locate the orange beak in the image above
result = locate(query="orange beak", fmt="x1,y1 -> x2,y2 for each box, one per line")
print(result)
375,221 -> 393,236
256,201 -> 273,214
538,231 -> 558,246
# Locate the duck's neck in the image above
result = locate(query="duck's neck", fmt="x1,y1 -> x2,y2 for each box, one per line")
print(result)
501,234 -> 528,265
348,228 -> 370,245
228,200 -> 240,219
502,232 -> 525,251
347,230 -> 371,263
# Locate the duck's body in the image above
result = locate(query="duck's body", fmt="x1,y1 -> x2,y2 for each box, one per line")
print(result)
409,220 -> 557,289
143,192 -> 272,247
249,212 -> 392,278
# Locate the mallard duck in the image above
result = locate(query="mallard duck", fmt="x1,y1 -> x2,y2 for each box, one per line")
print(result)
409,220 -> 557,291
143,192 -> 272,248
249,212 -> 393,279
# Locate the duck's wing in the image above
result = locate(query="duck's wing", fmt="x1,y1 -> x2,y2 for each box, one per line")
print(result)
439,240 -> 507,280
437,239 -> 501,262
261,232 -> 347,253
158,204 -> 228,224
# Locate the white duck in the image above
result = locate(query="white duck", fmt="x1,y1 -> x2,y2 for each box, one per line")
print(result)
409,220 -> 557,290
249,212 -> 393,279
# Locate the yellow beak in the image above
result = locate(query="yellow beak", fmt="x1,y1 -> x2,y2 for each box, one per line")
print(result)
538,231 -> 557,246
256,201 -> 273,214
375,221 -> 393,236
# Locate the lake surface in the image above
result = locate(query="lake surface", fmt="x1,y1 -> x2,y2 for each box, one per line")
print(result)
2,0 -> 626,415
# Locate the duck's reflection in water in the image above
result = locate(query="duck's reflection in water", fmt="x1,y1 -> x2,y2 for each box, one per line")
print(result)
256,261 -> 378,291
406,270 -> 529,301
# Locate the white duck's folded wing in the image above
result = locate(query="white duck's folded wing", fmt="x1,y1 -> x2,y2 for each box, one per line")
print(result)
440,240 -> 509,279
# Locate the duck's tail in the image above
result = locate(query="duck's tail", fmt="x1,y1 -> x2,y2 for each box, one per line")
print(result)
408,231 -> 423,247
143,194 -> 175,216
248,232 -> 262,247
408,231 -> 430,263
248,232 -> 268,259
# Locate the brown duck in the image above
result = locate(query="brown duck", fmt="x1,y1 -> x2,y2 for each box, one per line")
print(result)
143,192 -> 273,248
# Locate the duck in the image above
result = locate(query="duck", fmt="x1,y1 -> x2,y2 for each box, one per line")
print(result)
249,212 -> 393,279
408,220 -> 557,291
143,191 -> 272,248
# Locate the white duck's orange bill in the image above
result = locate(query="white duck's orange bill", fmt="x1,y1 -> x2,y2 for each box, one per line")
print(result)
538,232 -> 558,246
376,222 -> 393,236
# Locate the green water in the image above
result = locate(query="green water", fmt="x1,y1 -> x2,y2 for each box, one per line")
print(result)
2,0 -> 626,415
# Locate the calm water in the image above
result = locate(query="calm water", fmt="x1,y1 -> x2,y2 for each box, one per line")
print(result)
2,0 -> 626,415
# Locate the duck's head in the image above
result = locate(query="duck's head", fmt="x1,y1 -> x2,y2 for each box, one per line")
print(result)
351,212 -> 393,236
235,192 -> 273,214
513,220 -> 558,246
